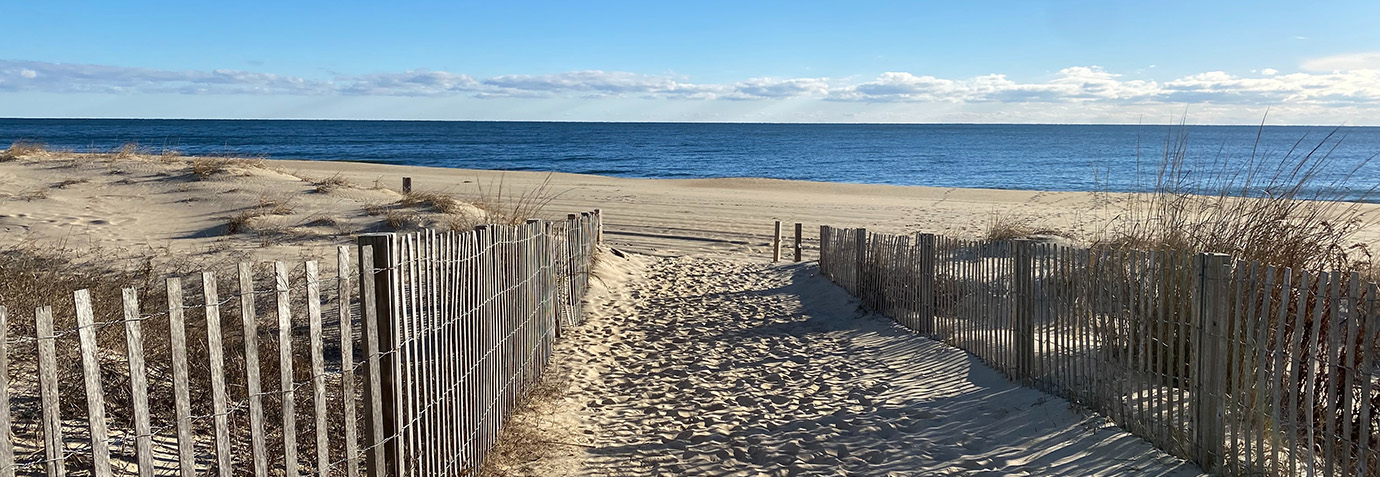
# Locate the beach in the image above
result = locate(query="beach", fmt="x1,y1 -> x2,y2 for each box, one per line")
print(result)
8,150 -> 1377,475
5,153 -> 1379,263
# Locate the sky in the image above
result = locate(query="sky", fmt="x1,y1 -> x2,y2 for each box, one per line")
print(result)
2,0 -> 1380,124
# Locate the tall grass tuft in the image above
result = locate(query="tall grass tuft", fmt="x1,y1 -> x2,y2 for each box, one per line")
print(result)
0,141 -> 46,161
1101,118 -> 1378,275
469,173 -> 566,226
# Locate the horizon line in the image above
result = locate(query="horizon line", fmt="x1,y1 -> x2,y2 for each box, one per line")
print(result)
0,117 -> 1372,128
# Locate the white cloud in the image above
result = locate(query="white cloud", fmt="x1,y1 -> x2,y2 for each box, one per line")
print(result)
341,70 -> 482,96
6,59 -> 1380,121
0,60 -> 335,95
725,77 -> 832,99
835,67 -> 1158,103
478,70 -> 736,100
1300,52 -> 1380,72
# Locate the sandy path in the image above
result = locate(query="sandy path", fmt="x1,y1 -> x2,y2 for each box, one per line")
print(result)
536,251 -> 1203,476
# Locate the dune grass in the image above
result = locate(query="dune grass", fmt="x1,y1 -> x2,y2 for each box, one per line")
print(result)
978,120 -> 1377,277
0,141 -> 46,161
1095,120 -> 1378,276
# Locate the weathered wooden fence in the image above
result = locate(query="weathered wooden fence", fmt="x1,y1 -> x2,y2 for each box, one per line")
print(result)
819,225 -> 1380,477
0,210 -> 601,477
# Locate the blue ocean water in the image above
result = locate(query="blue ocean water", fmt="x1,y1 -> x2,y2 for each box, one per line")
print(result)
2,119 -> 1378,201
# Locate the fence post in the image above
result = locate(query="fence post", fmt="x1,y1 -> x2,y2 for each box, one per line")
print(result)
593,208 -> 603,243
402,177 -> 412,194
1014,240 -> 1036,384
794,223 -> 803,262
357,234 -> 401,477
773,221 -> 782,262
918,233 -> 937,335
1194,252 -> 1231,473
854,228 -> 868,298
819,226 -> 830,272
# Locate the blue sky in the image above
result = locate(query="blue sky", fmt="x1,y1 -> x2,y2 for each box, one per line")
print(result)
3,0 -> 1380,123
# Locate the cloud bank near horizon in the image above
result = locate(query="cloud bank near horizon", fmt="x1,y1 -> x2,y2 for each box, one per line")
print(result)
4,55 -> 1380,122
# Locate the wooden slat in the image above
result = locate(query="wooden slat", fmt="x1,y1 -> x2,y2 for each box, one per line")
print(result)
1098,250 -> 1111,419
357,243 -> 388,475
1136,252 -> 1150,438
239,262 -> 269,477
120,289 -> 153,476
73,290 -> 112,477
0,306 -> 12,477
337,246 -> 361,477
436,232 -> 451,473
306,261 -> 330,475
34,306 -> 64,477
1324,272 -> 1343,477
1304,273 -> 1329,475
1150,251 -> 1165,447
425,229 -> 439,476
202,272 -> 234,477
444,231 -> 459,471
409,233 -> 424,477
424,230 -> 439,476
1357,283 -> 1379,477
1227,261 -> 1246,470
1270,268 -> 1289,477
1254,266 -> 1275,473
1341,273 -> 1362,476
275,261 -> 301,477
401,234 -> 418,474
167,278 -> 196,476
395,235 -> 411,471
469,231 -> 483,468
1287,271 -> 1312,475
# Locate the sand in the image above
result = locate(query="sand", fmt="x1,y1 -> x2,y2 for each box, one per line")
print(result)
5,152 -> 1377,263
10,150 -> 1367,475
485,251 -> 1204,476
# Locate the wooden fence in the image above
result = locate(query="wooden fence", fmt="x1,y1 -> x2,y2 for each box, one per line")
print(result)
819,225 -> 1380,477
0,210 -> 601,477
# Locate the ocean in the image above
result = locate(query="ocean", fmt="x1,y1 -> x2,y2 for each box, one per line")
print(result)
2,119 -> 1378,202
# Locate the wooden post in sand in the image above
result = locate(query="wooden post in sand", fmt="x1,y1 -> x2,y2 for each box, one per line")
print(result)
358,234 -> 402,477
1014,240 -> 1036,384
1194,252 -> 1231,473
819,226 -> 830,271
773,221 -> 782,262
402,177 -> 412,194
793,223 -> 803,262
